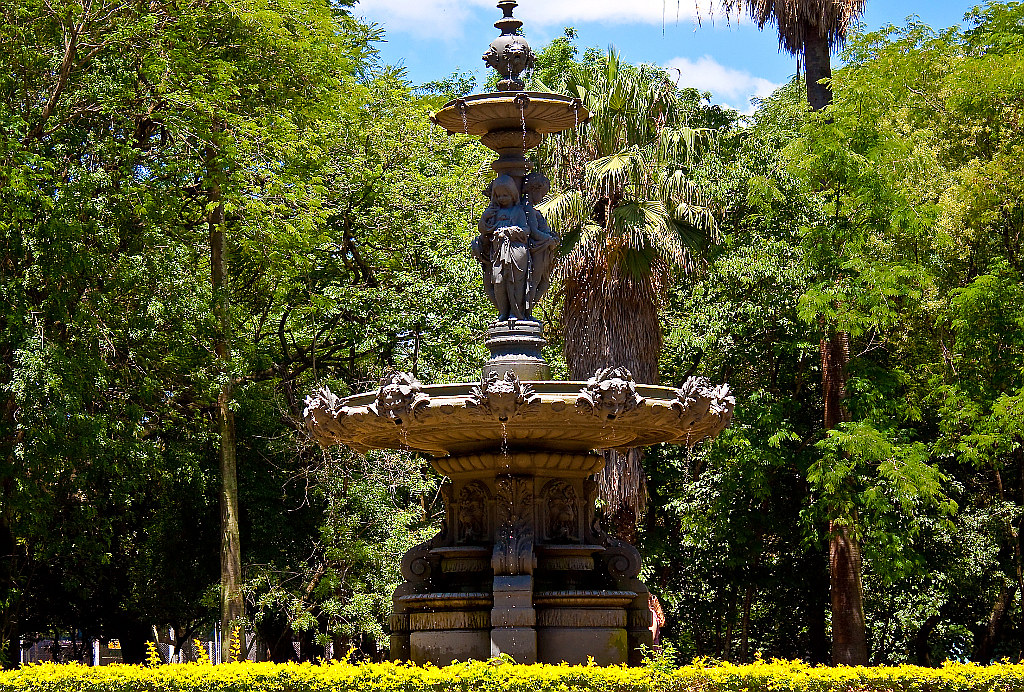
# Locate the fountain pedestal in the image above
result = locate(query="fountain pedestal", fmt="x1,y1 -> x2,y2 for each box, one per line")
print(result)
484,320 -> 549,381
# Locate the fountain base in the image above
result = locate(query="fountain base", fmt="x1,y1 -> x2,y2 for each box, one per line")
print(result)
388,456 -> 653,666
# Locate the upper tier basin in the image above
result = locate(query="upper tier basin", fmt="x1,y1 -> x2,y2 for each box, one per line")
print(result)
304,371 -> 733,458
431,92 -> 589,136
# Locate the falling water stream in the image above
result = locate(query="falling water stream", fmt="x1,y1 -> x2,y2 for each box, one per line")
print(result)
519,102 -> 527,152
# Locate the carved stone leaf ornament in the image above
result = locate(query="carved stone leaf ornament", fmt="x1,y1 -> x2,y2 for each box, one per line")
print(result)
576,367 -> 646,420
492,475 -> 536,575
370,372 -> 430,425
467,371 -> 541,421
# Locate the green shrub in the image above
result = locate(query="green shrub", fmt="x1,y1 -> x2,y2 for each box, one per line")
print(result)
3,659 -> 1024,692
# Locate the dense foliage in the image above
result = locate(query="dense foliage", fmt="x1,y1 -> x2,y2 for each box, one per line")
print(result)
3,0 -> 1024,672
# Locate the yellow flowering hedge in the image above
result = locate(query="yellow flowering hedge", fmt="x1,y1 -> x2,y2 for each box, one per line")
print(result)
3,659 -> 1024,692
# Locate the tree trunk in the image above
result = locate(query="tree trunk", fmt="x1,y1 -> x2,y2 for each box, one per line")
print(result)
972,582 -> 1016,663
821,333 -> 867,664
829,521 -> 867,665
209,149 -> 243,662
802,29 -> 833,112
804,546 -> 830,663
564,258 -> 660,539
821,335 -> 849,431
914,613 -> 941,666
115,618 -> 152,665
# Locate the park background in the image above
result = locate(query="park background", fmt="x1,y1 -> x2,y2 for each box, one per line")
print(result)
2,0 -> 1024,673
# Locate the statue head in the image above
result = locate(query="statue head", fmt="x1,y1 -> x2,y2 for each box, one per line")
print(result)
522,172 -> 550,203
490,174 -> 519,209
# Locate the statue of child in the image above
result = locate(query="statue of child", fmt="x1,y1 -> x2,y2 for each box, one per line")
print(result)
477,174 -> 530,321
522,172 -> 559,309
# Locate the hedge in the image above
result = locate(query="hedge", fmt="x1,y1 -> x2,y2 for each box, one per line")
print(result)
3,658 -> 1024,692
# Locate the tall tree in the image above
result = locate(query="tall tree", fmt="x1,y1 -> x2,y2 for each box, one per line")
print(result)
536,50 -> 724,540
718,0 -> 869,665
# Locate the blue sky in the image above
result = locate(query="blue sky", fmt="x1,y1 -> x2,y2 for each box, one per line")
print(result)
353,0 -> 977,113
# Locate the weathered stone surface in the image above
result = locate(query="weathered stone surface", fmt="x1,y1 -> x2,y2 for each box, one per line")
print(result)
538,627 -> 627,666
490,627 -> 537,664
411,631 -> 489,665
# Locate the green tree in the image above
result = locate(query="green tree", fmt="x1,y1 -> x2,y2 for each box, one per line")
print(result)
535,48 -> 728,539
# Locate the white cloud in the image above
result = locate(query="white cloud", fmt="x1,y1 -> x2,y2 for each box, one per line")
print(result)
355,0 -> 738,39
664,54 -> 780,113
355,0 -> 489,40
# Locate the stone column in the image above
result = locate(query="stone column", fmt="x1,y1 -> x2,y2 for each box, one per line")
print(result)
489,474 -> 537,662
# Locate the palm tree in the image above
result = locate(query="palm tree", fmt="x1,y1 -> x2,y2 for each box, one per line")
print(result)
535,51 -> 719,541
722,0 -> 867,111
719,0 -> 869,666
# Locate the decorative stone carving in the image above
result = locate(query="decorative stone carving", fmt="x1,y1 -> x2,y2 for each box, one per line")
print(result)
370,372 -> 430,425
522,172 -> 558,308
410,611 -> 490,631
492,475 -> 535,575
536,608 -> 626,629
467,371 -> 541,421
456,481 -> 489,544
672,376 -> 736,445
481,1 -> 535,91
576,367 -> 646,420
303,386 -> 345,446
473,174 -> 559,322
541,480 -> 578,542
602,538 -> 643,580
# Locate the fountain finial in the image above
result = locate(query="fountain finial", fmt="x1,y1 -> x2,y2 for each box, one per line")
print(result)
482,0 -> 535,91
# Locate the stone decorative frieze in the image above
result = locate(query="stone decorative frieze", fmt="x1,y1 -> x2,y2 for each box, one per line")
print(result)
576,367 -> 646,420
456,481 -> 490,544
492,475 -> 536,575
370,372 -> 430,425
536,608 -> 626,629
388,612 -> 410,634
541,479 -> 578,542
410,611 -> 490,631
466,371 -> 541,421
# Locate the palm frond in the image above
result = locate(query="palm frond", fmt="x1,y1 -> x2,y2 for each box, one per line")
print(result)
723,0 -> 868,53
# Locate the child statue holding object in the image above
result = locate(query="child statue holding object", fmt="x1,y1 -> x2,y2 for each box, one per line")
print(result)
477,174 -> 531,321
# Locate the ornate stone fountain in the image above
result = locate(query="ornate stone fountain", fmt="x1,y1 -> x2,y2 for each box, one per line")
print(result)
304,1 -> 735,666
